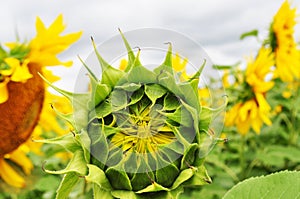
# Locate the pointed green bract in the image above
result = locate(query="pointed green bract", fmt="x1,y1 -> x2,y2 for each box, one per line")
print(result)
56,172 -> 80,199
40,31 -> 224,199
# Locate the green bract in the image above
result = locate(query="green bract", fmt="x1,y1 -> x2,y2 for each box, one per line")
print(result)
38,32 -> 224,199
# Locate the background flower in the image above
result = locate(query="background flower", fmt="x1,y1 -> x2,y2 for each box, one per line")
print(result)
0,15 -> 80,188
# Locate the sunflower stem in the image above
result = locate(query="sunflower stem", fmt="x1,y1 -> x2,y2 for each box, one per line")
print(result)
239,135 -> 246,180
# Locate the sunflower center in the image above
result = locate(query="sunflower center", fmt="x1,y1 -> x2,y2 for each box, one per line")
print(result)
137,122 -> 151,138
0,64 -> 44,157
108,86 -> 177,154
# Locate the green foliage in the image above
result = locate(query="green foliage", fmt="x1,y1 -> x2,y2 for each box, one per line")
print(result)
223,171 -> 300,199
239,29 -> 258,40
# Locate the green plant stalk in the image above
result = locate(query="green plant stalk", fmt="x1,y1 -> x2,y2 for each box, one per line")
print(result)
239,135 -> 246,180
288,87 -> 299,146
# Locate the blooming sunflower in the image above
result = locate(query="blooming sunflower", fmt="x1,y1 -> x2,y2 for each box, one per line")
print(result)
225,47 -> 274,135
269,0 -> 300,82
0,15 -> 81,188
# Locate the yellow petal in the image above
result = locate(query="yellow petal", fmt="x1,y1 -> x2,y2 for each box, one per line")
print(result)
119,59 -> 128,71
172,53 -> 187,72
35,16 -> 46,34
42,68 -> 60,83
239,100 -> 253,122
282,91 -> 292,98
255,93 -> 271,112
9,148 -> 34,175
0,159 -> 26,188
29,15 -> 82,67
251,116 -> 263,134
48,14 -> 66,35
236,116 -> 250,135
3,57 -> 19,75
10,59 -> 33,82
225,103 -> 241,126
0,78 -> 9,104
254,81 -> 274,93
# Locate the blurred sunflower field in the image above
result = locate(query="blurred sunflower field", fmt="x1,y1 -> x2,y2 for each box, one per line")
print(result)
181,1 -> 300,198
0,1 -> 300,199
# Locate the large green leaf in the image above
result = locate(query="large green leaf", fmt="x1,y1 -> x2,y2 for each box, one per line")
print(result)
223,170 -> 300,199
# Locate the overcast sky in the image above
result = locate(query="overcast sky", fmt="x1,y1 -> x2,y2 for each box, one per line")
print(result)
1,0 -> 300,90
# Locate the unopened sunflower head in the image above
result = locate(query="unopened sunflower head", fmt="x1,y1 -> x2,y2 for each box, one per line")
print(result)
39,31 -> 225,199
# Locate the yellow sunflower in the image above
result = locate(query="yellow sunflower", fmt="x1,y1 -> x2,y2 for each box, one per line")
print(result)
225,47 -> 274,135
225,93 -> 272,135
0,15 -> 81,188
271,0 -> 300,82
245,47 -> 275,93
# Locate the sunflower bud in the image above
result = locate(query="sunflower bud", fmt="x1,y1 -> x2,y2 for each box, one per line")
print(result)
39,31 -> 225,199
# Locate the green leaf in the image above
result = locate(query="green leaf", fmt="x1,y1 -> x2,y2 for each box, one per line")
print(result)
154,43 -> 173,75
55,172 -> 80,199
188,59 -> 206,82
171,168 -> 194,190
78,55 -> 98,81
50,104 -> 76,128
136,181 -> 169,194
39,74 -> 90,130
184,165 -> 211,186
0,45 -> 7,60
85,164 -> 112,191
93,184 -> 114,199
111,89 -> 128,111
44,150 -> 87,175
129,87 -> 144,105
102,66 -> 125,87
126,65 -> 157,84
144,84 -> 167,104
155,156 -> 179,188
91,37 -> 125,87
106,167 -> 132,190
163,93 -> 180,111
88,123 -> 109,169
180,143 -> 198,170
167,186 -> 184,199
223,171 -> 300,199
161,105 -> 193,127
256,145 -> 300,167
157,71 -> 181,98
35,176 -> 61,191
34,133 -> 80,153
240,29 -> 258,40
112,190 -> 139,199
90,100 -> 112,120
119,29 -> 138,72
178,80 -> 200,112
115,82 -> 141,92
89,78 -> 111,108
212,64 -> 233,70
130,157 -> 155,191
75,129 -> 91,163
